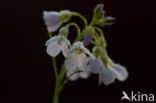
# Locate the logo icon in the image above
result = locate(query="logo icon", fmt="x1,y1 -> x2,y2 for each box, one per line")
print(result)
121,91 -> 130,101
121,91 -> 155,102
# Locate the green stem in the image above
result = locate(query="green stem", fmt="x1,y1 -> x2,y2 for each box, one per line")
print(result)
94,26 -> 107,47
66,22 -> 81,42
53,80 -> 60,103
52,65 -> 67,103
71,12 -> 90,42
65,22 -> 84,42
59,65 -> 67,83
72,12 -> 88,28
52,57 -> 59,80
67,22 -> 81,36
92,31 -> 99,41
94,26 -> 104,36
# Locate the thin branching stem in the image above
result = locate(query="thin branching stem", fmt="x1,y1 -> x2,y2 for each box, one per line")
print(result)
72,12 -> 88,28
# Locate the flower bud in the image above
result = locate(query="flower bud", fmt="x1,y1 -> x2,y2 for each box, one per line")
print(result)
43,11 -> 62,32
59,26 -> 69,37
104,16 -> 116,25
93,4 -> 105,20
95,35 -> 107,48
60,10 -> 72,22
83,35 -> 92,47
92,46 -> 103,58
92,4 -> 115,26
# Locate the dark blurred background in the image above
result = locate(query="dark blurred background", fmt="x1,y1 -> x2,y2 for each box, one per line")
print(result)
0,0 -> 156,103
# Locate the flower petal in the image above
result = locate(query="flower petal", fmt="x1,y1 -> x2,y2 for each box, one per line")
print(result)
83,48 -> 95,59
88,59 -> 102,73
65,52 -> 78,71
77,53 -> 88,70
99,67 -> 116,85
80,72 -> 90,79
47,23 -> 62,32
46,40 -> 61,57
61,38 -> 71,57
45,35 -> 60,46
110,64 -> 128,81
43,11 -> 62,32
66,69 -> 80,81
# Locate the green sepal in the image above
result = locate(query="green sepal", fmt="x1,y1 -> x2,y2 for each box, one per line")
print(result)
59,26 -> 69,37
60,10 -> 73,22
92,4 -> 105,25
92,46 -> 103,58
93,4 -> 105,20
101,56 -> 109,67
95,35 -> 107,48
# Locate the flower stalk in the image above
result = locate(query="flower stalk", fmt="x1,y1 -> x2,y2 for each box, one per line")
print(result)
42,3 -> 129,103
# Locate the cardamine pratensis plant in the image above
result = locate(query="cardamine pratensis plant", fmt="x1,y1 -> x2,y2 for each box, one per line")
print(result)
43,4 -> 128,103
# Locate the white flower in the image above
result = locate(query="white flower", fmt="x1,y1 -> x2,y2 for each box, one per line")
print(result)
88,58 -> 128,85
45,35 -> 71,57
65,42 -> 95,81
43,11 -> 62,32
66,68 -> 90,81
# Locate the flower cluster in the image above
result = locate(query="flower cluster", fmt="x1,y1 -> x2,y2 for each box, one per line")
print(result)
43,4 -> 128,86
